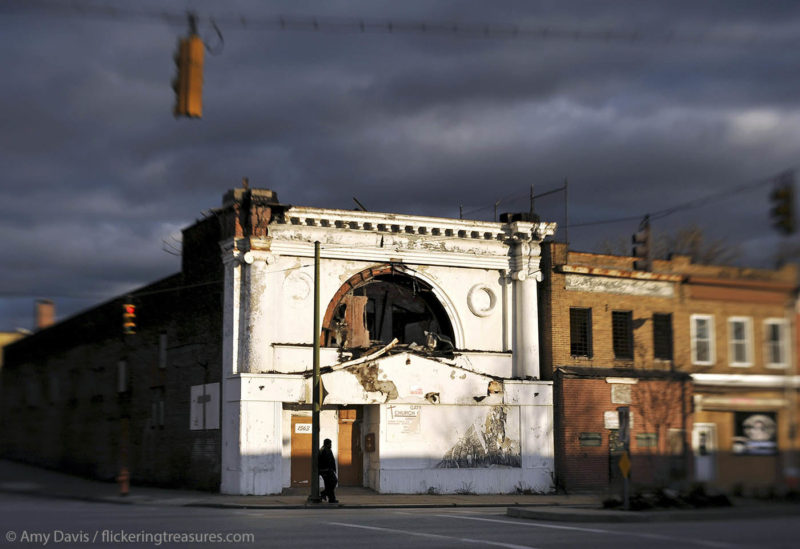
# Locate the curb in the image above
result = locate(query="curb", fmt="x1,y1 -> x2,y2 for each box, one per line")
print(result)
185,502 -> 562,510
507,503 -> 800,523
0,486 -> 586,511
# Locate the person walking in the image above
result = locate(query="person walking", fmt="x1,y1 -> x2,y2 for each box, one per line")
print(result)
318,438 -> 338,503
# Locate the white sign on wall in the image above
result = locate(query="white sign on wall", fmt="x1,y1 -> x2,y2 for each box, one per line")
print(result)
604,410 -> 634,430
566,274 -> 674,298
386,405 -> 421,441
294,423 -> 312,434
190,383 -> 220,430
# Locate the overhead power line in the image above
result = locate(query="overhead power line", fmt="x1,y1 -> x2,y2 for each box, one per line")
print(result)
2,0 -> 794,48
569,169 -> 790,229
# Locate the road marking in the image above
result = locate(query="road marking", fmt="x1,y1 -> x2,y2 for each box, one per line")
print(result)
435,514 -> 743,549
327,521 -> 538,549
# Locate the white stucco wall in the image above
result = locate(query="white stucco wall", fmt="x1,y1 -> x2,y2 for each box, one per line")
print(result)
219,204 -> 557,494
375,395 -> 553,494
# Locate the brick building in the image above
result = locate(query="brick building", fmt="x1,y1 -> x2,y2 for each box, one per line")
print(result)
541,242 -> 798,493
1,217 -> 224,489
553,367 -> 691,492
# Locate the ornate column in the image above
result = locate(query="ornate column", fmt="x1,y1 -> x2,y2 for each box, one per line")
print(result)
507,221 -> 550,379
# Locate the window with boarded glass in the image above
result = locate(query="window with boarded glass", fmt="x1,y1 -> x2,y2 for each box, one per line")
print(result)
653,313 -> 673,360
570,308 -> 592,357
612,311 -> 633,360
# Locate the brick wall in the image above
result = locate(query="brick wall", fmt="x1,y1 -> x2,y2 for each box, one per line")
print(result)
1,224 -> 224,490
554,370 -> 692,492
542,241 -> 796,379
543,241 -> 797,493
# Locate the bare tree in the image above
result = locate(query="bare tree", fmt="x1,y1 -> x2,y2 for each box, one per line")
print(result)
598,224 -> 741,266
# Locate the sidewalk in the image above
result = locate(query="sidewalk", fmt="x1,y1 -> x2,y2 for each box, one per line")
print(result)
0,459 -> 596,509
1,459 -> 798,522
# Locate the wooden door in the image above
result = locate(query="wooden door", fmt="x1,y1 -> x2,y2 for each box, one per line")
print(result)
291,416 -> 313,486
337,409 -> 363,486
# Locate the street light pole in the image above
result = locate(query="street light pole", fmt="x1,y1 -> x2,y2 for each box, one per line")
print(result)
308,241 -> 322,503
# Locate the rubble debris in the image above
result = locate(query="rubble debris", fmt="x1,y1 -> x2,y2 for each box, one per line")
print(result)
323,270 -> 455,353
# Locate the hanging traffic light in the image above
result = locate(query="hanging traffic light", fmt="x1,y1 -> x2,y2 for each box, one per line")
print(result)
172,15 -> 204,118
122,303 -> 137,335
632,215 -> 652,271
770,172 -> 795,235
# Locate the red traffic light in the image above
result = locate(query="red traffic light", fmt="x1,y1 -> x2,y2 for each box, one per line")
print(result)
122,303 -> 137,335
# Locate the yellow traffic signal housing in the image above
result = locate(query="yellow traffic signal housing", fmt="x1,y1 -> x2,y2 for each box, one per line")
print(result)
770,184 -> 795,235
631,216 -> 652,271
122,303 -> 137,335
172,35 -> 204,118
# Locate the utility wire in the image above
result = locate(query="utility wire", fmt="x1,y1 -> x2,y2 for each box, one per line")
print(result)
1,171 -> 789,301
2,0 -> 794,48
0,263 -> 315,301
569,169 -> 785,229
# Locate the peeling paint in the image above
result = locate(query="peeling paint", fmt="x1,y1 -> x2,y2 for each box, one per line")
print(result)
351,362 -> 399,400
437,406 -> 521,468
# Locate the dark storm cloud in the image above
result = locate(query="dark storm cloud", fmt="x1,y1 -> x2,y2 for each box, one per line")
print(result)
1,0 -> 799,330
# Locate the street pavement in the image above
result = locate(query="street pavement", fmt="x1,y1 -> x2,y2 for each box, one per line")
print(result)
0,458 -> 798,524
2,492 -> 799,549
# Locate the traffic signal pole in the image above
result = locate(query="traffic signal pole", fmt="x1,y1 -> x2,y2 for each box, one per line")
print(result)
308,241 -> 322,504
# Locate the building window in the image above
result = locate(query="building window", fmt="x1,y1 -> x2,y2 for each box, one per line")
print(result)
158,333 -> 168,370
691,314 -> 715,365
764,319 -> 788,368
570,308 -> 592,357
728,317 -> 753,367
653,313 -> 673,361
612,311 -> 633,360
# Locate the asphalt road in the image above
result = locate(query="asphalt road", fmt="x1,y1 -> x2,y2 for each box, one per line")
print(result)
0,493 -> 795,549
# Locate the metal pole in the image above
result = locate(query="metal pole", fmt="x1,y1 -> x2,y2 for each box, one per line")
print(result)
529,184 -> 534,218
308,241 -> 322,503
563,179 -> 569,245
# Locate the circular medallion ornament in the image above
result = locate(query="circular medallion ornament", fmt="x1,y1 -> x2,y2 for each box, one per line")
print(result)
467,284 -> 497,317
283,271 -> 312,303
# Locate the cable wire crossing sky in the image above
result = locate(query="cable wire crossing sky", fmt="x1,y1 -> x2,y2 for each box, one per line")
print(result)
0,0 -> 798,330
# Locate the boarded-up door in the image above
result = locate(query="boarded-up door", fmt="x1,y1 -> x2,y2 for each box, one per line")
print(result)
338,408 -> 363,486
291,416 -> 313,486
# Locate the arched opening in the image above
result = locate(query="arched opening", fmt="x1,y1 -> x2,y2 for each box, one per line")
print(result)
322,266 -> 455,353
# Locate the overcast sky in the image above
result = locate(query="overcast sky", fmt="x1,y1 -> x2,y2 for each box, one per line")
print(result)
1,0 -> 799,331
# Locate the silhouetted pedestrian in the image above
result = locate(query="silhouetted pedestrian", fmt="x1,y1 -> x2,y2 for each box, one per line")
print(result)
319,438 -> 338,503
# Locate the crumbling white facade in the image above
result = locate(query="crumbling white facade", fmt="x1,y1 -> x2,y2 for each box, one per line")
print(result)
220,196 -> 557,494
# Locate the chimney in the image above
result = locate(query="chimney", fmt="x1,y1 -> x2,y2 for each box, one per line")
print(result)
35,299 -> 55,330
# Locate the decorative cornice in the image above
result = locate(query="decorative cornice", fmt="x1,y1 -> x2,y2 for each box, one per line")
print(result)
559,264 -> 683,282
276,206 -> 556,243
266,240 -> 510,269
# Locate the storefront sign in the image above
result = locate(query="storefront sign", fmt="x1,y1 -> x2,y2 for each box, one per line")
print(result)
387,405 -> 421,441
733,411 -> 777,455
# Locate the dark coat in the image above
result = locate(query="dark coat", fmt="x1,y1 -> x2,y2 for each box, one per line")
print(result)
319,447 -> 336,473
